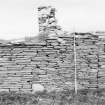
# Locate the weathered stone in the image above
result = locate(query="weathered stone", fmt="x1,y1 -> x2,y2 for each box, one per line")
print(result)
0,6 -> 105,93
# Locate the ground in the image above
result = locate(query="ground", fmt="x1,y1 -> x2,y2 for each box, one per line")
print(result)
0,88 -> 105,105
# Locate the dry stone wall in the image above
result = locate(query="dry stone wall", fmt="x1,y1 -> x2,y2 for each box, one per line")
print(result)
0,37 -> 75,92
0,6 -> 105,93
0,34 -> 105,92
75,33 -> 99,89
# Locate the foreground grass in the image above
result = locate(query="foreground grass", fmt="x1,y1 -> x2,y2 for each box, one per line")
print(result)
0,88 -> 105,105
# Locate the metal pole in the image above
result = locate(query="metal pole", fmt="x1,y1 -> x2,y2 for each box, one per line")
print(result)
74,32 -> 77,94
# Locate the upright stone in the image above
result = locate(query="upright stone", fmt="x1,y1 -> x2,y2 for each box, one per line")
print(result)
38,6 -> 57,33
38,6 -> 65,43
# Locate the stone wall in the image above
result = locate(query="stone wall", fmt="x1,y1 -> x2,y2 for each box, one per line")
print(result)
0,6 -> 105,93
0,34 -> 105,92
0,37 -> 75,92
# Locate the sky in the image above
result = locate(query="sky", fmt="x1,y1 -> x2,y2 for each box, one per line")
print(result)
0,0 -> 105,40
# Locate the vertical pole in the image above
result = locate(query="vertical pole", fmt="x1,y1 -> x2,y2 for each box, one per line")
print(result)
97,43 -> 99,89
74,32 -> 77,94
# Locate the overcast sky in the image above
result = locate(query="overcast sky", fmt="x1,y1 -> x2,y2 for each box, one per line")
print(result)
0,0 -> 105,40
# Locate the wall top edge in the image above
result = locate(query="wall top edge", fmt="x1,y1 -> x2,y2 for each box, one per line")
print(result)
0,32 -> 105,46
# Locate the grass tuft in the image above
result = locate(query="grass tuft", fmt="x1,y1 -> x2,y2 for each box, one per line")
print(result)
0,88 -> 105,105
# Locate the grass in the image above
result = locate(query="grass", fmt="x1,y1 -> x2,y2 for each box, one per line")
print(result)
0,88 -> 105,105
